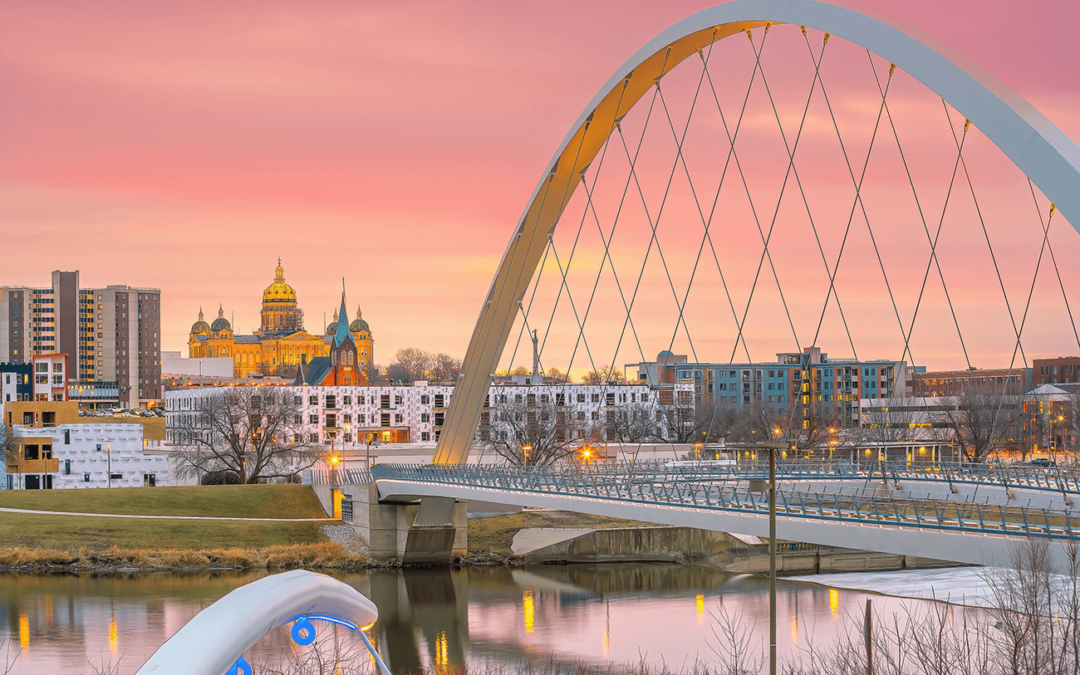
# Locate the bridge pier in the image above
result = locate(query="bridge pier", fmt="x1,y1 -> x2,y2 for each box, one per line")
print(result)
346,484 -> 467,563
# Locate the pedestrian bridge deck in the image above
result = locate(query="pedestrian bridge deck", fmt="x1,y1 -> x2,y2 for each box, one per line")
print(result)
370,463 -> 1080,567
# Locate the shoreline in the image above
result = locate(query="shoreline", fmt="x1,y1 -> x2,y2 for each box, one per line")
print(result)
0,543 -> 527,573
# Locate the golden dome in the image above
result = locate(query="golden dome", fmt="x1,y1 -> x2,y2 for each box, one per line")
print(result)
262,257 -> 297,304
350,306 -> 371,334
190,308 -> 211,335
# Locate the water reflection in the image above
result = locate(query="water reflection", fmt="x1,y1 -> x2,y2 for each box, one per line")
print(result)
1,565 -> 966,674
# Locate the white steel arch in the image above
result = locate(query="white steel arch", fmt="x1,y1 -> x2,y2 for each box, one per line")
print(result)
136,570 -> 380,675
433,0 -> 1080,464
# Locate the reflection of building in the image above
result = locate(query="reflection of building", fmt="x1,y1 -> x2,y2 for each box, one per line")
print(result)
2,400 -> 168,490
0,271 -> 162,409
187,260 -> 374,380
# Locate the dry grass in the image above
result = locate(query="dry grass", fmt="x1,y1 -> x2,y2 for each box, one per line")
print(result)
0,510 -> 331,552
0,541 -> 378,571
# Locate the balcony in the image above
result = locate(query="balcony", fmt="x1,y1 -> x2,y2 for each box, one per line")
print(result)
6,458 -> 59,474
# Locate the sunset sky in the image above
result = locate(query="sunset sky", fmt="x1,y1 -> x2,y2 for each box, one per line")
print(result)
2,0 -> 1079,371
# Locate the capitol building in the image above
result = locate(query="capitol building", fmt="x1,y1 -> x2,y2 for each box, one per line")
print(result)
187,260 -> 373,379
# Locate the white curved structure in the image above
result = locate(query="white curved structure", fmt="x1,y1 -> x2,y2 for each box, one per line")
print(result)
136,570 -> 379,675
433,0 -> 1080,465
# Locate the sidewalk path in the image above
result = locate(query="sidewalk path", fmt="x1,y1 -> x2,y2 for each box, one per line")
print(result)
0,506 -> 335,521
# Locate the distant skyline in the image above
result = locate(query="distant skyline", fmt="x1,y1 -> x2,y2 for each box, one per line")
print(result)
2,0 -> 1078,368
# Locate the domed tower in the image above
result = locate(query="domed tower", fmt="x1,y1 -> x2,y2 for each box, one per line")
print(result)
325,309 -> 339,336
349,306 -> 374,379
211,305 -> 233,338
257,258 -> 304,336
190,308 -> 210,336
187,308 -> 211,358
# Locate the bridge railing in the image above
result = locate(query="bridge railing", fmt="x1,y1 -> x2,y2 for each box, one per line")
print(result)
302,468 -> 373,486
371,463 -> 1080,541
432,457 -> 1080,495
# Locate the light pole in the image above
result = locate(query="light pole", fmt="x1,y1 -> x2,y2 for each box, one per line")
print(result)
522,445 -> 532,470
736,441 -> 788,675
107,442 -> 112,488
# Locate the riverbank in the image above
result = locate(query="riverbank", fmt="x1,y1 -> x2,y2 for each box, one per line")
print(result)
0,486 -> 959,573
0,509 -> 642,571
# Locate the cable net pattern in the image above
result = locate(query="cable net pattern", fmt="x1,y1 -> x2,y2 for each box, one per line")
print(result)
491,25 -> 1079,449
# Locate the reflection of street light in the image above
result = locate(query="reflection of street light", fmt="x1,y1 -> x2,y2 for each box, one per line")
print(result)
522,445 -> 532,470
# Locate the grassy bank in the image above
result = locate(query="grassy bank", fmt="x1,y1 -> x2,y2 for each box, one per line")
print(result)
0,542 -> 374,571
468,510 -> 649,558
0,484 -> 352,571
0,510 -> 331,550
0,484 -> 326,518
0,484 -> 647,571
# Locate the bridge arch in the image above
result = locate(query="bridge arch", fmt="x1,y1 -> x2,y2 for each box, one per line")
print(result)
434,0 -> 1080,464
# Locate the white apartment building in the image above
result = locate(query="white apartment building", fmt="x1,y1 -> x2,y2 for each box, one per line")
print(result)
2,402 -> 169,490
164,381 -> 696,451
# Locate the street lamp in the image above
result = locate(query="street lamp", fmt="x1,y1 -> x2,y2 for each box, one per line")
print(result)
522,445 -> 532,470
732,441 -> 788,675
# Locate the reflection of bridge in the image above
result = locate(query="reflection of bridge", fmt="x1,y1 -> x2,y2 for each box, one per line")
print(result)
373,463 -> 1080,566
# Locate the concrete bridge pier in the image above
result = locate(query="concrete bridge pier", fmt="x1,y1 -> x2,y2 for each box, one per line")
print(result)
314,483 -> 467,563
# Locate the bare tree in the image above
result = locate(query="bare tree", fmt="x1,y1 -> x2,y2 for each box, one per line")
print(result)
169,387 -> 319,484
1,422 -> 18,488
581,365 -> 625,385
480,390 -> 593,468
944,384 -> 1011,463
545,366 -> 572,383
655,398 -> 711,443
385,347 -> 433,383
429,353 -> 462,382
606,403 -> 654,443
734,401 -> 787,445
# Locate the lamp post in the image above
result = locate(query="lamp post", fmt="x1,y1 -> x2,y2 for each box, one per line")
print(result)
325,427 -> 341,485
734,441 -> 788,675
107,442 -> 112,488
522,445 -> 532,470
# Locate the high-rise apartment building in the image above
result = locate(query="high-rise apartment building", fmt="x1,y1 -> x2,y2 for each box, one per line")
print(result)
0,271 -> 161,409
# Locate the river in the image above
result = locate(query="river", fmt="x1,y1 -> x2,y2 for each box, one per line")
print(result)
0,565 -> 987,674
